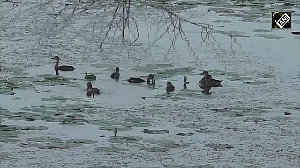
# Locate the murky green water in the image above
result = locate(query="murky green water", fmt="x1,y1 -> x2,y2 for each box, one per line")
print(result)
1,0 -> 300,167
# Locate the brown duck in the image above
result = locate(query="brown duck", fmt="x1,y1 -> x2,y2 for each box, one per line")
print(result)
110,67 -> 120,80
166,82 -> 175,94
86,81 -> 100,97
199,71 -> 222,88
199,71 -> 222,95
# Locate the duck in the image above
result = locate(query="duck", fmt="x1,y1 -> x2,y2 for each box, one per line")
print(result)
147,74 -> 155,86
291,31 -> 300,35
85,72 -> 96,80
127,77 -> 145,83
10,88 -> 15,95
147,74 -> 155,85
86,81 -> 100,97
127,74 -> 155,85
199,71 -> 222,88
166,82 -> 175,94
110,67 -> 120,80
53,56 -> 75,76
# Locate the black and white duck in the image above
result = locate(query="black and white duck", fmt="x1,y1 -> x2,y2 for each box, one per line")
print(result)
53,56 -> 75,76
127,74 -> 155,85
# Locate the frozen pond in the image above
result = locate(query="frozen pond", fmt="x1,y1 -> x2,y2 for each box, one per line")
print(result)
1,0 -> 300,167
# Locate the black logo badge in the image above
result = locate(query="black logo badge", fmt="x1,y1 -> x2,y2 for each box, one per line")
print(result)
272,11 -> 291,29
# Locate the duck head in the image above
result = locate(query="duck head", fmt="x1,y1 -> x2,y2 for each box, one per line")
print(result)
52,56 -> 60,62
116,67 -> 119,73
200,71 -> 209,77
87,81 -> 92,89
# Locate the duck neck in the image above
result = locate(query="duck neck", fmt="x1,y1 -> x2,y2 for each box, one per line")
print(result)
55,62 -> 59,76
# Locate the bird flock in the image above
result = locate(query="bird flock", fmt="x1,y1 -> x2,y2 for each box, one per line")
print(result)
53,56 -> 223,97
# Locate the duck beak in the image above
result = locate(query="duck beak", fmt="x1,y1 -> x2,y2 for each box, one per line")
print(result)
199,72 -> 204,75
